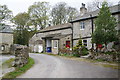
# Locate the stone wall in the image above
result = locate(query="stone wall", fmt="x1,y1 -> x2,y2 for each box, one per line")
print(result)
13,45 -> 29,68
88,52 -> 119,62
59,35 -> 72,49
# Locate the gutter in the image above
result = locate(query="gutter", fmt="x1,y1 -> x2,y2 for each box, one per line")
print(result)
36,26 -> 71,33
70,11 -> 120,23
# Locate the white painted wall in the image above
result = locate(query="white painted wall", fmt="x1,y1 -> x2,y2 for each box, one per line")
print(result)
34,45 -> 43,53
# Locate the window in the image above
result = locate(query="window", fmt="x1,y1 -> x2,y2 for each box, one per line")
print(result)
1,45 -> 5,51
83,40 -> 87,46
80,21 -> 85,30
54,41 -> 58,48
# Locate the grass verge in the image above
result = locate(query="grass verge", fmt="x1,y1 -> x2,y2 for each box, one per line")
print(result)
43,53 -> 119,69
2,57 -> 35,78
2,58 -> 14,68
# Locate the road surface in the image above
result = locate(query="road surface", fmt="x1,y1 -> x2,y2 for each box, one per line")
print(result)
0,54 -> 15,77
18,53 -> 118,78
0,54 -> 15,63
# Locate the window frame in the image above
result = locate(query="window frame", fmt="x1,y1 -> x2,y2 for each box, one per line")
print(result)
80,21 -> 85,30
83,40 -> 87,47
54,40 -> 58,48
1,45 -> 5,51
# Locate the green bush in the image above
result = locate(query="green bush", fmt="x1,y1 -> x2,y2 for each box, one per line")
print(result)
73,38 -> 89,56
81,46 -> 89,56
73,53 -> 80,57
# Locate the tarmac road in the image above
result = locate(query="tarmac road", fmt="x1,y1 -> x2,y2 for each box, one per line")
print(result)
0,54 -> 15,77
18,53 -> 118,78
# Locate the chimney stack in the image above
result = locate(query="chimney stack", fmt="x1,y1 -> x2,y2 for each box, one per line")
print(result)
80,3 -> 87,16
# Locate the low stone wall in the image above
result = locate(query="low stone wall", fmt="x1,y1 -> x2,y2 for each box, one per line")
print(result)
88,52 -> 119,62
13,45 -> 29,68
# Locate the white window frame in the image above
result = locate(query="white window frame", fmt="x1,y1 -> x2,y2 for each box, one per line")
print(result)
54,40 -> 58,48
80,21 -> 85,30
1,45 -> 5,51
83,40 -> 87,47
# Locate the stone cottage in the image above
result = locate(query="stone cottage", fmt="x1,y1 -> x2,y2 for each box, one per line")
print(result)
29,23 -> 72,54
30,3 -> 120,54
29,39 -> 43,53
70,3 -> 120,50
0,25 -> 13,54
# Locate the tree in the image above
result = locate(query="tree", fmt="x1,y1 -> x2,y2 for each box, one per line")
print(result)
92,1 -> 118,50
13,12 -> 30,28
28,1 -> 50,29
13,12 -> 34,45
0,5 -> 13,25
66,7 -> 78,22
51,2 -> 67,25
87,0 -> 113,12
51,2 -> 78,25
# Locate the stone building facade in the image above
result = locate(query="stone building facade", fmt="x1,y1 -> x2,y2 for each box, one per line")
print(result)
0,25 -> 13,54
29,3 -> 120,54
70,3 -> 120,50
29,23 -> 72,54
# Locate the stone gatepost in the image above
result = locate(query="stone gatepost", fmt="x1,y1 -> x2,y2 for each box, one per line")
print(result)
13,45 -> 29,68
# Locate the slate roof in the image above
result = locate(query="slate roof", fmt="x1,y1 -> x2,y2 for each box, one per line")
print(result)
34,40 -> 43,44
42,33 -> 71,39
38,23 -> 72,33
71,4 -> 120,22
0,25 -> 13,33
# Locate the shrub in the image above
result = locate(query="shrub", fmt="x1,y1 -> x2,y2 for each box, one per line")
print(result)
81,46 -> 89,56
59,49 -> 72,55
73,38 -> 89,56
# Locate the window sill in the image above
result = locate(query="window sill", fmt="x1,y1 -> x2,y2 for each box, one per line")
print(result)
54,47 -> 58,48
80,29 -> 85,30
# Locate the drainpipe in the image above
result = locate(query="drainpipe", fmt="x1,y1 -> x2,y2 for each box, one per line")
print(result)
71,23 -> 74,51
90,14 -> 94,50
58,39 -> 60,55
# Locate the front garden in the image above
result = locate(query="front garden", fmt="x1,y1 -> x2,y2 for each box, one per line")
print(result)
58,1 -> 120,63
58,38 -> 120,63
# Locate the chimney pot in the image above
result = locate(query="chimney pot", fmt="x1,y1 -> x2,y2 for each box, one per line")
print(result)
80,3 -> 87,16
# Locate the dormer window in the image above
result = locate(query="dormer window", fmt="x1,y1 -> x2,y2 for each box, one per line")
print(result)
80,21 -> 85,30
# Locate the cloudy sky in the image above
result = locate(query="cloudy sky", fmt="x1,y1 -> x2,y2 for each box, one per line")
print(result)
1,0 -> 120,16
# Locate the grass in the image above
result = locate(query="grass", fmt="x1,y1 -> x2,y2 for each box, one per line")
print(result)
42,53 -> 119,69
42,53 -> 58,56
2,58 -> 14,68
2,57 -> 35,78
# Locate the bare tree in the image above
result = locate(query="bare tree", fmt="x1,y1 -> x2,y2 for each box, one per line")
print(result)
66,7 -> 78,22
87,0 -> 113,12
51,2 -> 78,25
51,2 -> 67,25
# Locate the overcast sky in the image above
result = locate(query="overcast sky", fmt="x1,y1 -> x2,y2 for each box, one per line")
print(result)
1,0 -> 120,16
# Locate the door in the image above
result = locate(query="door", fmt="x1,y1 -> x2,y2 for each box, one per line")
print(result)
52,40 -> 58,54
66,41 -> 70,48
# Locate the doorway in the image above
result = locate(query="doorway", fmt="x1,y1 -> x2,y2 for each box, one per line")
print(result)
46,39 -> 52,52
66,41 -> 70,48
